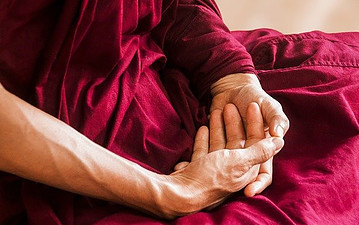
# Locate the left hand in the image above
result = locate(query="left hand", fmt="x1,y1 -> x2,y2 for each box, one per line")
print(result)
209,73 -> 289,196
172,102 -> 283,212
210,73 -> 289,137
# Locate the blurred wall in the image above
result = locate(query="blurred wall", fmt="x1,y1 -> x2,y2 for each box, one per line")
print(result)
216,0 -> 359,33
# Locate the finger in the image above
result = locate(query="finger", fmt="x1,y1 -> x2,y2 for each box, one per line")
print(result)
209,110 -> 226,152
192,126 -> 209,161
174,161 -> 190,171
209,93 -> 228,113
261,98 -> 290,138
223,104 -> 245,149
244,138 -> 284,166
245,102 -> 265,147
243,157 -> 273,197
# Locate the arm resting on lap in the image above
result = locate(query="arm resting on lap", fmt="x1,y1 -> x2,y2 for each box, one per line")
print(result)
0,84 -> 283,218
0,84 -> 166,217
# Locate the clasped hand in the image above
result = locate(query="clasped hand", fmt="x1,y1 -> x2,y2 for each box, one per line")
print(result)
162,102 -> 284,218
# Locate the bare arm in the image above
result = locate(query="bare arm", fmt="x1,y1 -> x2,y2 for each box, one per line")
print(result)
0,84 -> 283,218
0,84 -> 165,216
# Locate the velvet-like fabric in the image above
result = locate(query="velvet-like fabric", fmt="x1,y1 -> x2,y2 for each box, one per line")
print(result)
0,0 -> 359,224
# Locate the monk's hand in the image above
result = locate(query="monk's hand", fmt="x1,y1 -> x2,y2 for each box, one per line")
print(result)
210,73 -> 289,196
210,103 -> 278,198
243,102 -> 276,196
210,73 -> 289,138
164,106 -> 284,218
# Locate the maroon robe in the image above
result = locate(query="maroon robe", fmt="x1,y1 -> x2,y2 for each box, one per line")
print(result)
0,0 -> 358,224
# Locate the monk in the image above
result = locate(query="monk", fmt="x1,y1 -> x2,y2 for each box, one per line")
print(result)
1,0 -> 290,222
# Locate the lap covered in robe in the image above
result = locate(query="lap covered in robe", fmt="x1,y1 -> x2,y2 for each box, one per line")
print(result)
0,0 -> 358,224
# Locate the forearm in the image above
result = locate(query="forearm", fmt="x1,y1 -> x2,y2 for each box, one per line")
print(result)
0,85 -> 166,216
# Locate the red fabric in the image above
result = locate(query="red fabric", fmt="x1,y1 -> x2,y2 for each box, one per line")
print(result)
0,0 -> 359,224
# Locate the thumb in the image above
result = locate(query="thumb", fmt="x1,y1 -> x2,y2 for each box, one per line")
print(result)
261,98 -> 290,137
244,137 -> 284,165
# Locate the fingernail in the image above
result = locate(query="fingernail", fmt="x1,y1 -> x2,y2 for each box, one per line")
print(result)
272,138 -> 284,153
275,125 -> 284,137
240,140 -> 245,148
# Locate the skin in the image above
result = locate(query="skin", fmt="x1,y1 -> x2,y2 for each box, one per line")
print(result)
174,103 -> 266,209
210,73 -> 290,196
0,83 -> 283,219
164,104 -> 284,216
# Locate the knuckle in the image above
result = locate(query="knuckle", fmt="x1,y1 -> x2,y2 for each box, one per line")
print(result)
226,134 -> 242,142
226,140 -> 243,149
271,114 -> 290,129
210,139 -> 225,147
267,97 -> 282,108
242,162 -> 252,173
239,154 -> 254,170
258,144 -> 271,162
246,133 -> 259,141
263,99 -> 284,115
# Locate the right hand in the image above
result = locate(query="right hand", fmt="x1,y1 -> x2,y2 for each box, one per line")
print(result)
161,104 -> 284,218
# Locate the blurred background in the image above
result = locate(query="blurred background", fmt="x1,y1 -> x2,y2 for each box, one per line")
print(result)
216,0 -> 359,33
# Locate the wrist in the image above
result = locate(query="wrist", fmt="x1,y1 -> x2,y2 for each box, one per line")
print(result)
211,73 -> 260,96
156,174 -> 201,218
104,164 -> 172,218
